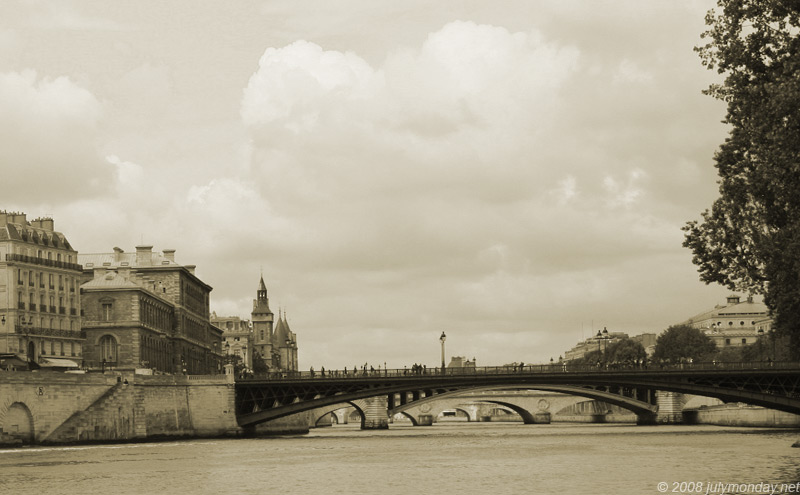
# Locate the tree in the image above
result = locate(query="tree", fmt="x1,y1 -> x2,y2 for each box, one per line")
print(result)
684,1 -> 800,359
652,325 -> 717,363
251,350 -> 270,374
606,339 -> 647,364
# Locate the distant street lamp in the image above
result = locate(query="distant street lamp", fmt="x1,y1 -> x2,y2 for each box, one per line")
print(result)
596,327 -> 610,367
440,331 -> 447,373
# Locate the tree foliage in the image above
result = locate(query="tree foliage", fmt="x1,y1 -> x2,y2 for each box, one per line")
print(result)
652,325 -> 717,362
251,350 -> 270,374
684,0 -> 800,358
569,338 -> 646,365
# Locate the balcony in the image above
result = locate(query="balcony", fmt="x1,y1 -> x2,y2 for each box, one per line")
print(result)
59,307 -> 66,315
4,253 -> 83,272
14,324 -> 84,339
70,308 -> 76,316
49,306 -> 56,313
29,303 -> 36,312
18,301 -> 25,309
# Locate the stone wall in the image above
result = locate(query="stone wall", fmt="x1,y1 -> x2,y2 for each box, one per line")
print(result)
685,403 -> 800,427
0,371 -> 240,445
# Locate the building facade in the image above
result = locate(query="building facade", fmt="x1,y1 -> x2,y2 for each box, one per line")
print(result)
0,211 -> 84,367
79,246 -> 223,374
210,314 -> 254,371
681,295 -> 771,348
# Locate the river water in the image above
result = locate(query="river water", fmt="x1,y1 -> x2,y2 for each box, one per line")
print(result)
1,423 -> 799,495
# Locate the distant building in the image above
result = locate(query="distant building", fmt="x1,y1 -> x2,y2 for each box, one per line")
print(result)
79,246 -> 223,374
249,276 -> 298,372
447,356 -> 476,369
210,314 -> 253,371
0,211 -> 84,368
563,327 -> 628,362
631,333 -> 657,357
681,294 -> 771,348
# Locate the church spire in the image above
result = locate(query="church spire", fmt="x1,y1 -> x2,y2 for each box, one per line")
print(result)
253,275 -> 272,315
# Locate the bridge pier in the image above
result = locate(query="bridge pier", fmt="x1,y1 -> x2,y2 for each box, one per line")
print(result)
636,412 -> 658,425
531,412 -> 551,424
360,395 -> 389,430
417,414 -> 434,426
656,391 -> 686,424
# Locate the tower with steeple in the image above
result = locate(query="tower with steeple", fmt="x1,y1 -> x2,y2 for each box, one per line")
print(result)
274,309 -> 299,371
251,275 -> 275,366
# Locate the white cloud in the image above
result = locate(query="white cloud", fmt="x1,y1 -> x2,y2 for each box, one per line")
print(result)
0,70 -> 110,202
613,58 -> 654,84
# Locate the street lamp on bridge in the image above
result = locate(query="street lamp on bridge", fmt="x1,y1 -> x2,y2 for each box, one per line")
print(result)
440,331 -> 446,373
596,327 -> 610,366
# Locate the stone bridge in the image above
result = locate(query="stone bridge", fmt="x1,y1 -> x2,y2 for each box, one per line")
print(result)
390,386 -> 653,425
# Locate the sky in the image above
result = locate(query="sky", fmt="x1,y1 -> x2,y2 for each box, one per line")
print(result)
0,0 -> 738,369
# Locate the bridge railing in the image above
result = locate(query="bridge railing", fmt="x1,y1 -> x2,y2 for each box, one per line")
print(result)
237,361 -> 800,381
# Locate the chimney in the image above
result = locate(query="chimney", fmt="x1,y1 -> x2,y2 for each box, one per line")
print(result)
10,212 -> 27,225
135,245 -> 153,266
93,267 -> 108,279
113,247 -> 125,263
118,266 -> 131,280
163,249 -> 176,263
39,217 -> 54,231
185,264 -> 196,275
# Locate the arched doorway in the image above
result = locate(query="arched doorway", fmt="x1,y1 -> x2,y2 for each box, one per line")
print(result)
3,403 -> 34,444
27,341 -> 36,364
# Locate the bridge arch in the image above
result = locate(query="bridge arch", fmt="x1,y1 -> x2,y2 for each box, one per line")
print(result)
312,402 -> 364,427
481,401 -> 535,423
1,402 -> 34,443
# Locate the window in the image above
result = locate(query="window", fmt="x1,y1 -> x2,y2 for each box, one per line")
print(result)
742,338 -> 747,344
100,335 -> 118,363
725,338 -> 731,345
59,342 -> 64,356
102,302 -> 113,321
50,341 -> 55,355
740,321 -> 745,326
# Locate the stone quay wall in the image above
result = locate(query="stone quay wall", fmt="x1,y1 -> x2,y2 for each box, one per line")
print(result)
0,371 -> 242,445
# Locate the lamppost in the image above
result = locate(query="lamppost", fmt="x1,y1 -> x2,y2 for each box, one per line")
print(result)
595,327 -> 610,367
285,338 -> 292,371
1,314 -> 6,354
18,315 -> 34,363
440,331 -> 446,373
757,328 -> 765,362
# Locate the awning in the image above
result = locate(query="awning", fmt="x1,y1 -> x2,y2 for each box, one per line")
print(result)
0,355 -> 28,368
38,357 -> 80,368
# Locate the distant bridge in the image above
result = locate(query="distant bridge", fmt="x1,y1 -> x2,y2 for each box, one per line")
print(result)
234,362 -> 800,428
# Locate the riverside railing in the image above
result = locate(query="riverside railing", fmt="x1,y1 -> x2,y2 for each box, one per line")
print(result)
238,360 -> 800,381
